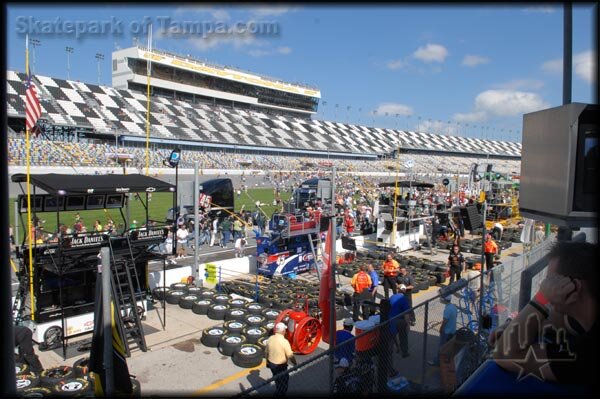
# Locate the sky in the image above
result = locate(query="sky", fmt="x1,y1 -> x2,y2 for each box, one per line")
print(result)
6,3 -> 598,143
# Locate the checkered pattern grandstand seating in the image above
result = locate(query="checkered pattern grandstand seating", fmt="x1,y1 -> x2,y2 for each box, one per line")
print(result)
7,71 -> 522,158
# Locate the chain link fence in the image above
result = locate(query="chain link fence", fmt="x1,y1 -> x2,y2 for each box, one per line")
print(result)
236,237 -> 555,396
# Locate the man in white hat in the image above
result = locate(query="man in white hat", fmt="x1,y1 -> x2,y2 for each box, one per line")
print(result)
265,322 -> 297,396
429,293 -> 457,366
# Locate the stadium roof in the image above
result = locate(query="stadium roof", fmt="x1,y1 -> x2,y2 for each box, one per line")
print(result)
11,174 -> 175,196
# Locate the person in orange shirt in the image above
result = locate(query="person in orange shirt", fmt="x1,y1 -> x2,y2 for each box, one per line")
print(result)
483,233 -> 498,272
382,253 -> 400,299
351,264 -> 373,321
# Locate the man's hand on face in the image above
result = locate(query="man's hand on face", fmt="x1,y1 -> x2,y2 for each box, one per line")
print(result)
539,274 -> 578,307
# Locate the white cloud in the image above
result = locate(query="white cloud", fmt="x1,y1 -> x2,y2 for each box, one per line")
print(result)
188,31 -> 262,51
574,50 -> 596,83
541,58 -> 562,74
523,6 -> 556,13
452,111 -> 487,123
541,50 -> 596,83
374,103 -> 414,117
248,46 -> 292,57
462,54 -> 489,67
173,6 -> 231,21
387,59 -> 406,70
249,5 -> 298,17
418,119 -> 461,136
474,90 -> 550,117
453,89 -> 550,125
413,43 -> 449,63
490,79 -> 545,91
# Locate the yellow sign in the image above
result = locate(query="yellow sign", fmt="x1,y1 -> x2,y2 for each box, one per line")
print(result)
205,263 -> 217,284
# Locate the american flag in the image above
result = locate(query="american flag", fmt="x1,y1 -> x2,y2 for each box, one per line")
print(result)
25,73 -> 41,134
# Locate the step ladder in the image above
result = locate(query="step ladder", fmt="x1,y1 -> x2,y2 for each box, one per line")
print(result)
108,237 -> 147,357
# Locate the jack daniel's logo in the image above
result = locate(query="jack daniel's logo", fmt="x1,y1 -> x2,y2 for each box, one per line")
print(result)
64,234 -> 107,248
132,228 -> 167,241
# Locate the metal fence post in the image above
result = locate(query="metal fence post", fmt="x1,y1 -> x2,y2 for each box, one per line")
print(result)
420,301 -> 429,390
101,247 -> 114,396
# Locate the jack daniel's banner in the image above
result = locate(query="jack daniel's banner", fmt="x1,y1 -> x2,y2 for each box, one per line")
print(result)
62,233 -> 108,249
129,227 -> 168,241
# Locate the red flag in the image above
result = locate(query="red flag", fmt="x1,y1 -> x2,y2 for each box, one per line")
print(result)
319,219 -> 335,344
25,74 -> 41,135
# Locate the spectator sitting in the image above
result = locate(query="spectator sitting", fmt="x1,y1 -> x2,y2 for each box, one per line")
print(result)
490,241 -> 598,393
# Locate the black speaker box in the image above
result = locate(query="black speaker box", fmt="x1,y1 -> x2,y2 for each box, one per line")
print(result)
460,205 -> 482,231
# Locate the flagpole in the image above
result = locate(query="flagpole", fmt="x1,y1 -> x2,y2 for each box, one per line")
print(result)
145,24 -> 152,176
25,34 -> 35,321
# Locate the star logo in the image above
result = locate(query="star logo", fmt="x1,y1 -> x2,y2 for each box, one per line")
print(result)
512,346 -> 547,382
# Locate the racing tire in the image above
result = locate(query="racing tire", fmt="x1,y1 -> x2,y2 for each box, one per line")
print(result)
228,298 -> 248,309
257,336 -> 269,350
15,362 -> 30,376
263,320 -> 276,333
192,299 -> 213,315
232,344 -> 264,368
242,326 -> 267,344
169,282 -> 189,292
224,320 -> 247,335
262,308 -> 280,320
201,326 -> 227,347
19,386 -> 52,396
52,377 -> 91,396
207,304 -> 230,320
244,314 -> 266,327
187,286 -> 204,296
40,366 -> 74,387
214,294 -> 231,305
471,246 -> 482,255
152,287 -> 169,301
179,295 -> 200,310
225,308 -> 248,321
43,326 -> 63,350
16,374 -> 39,392
245,303 -> 265,315
72,357 -> 90,378
218,334 -> 247,357
201,290 -> 217,300
165,290 -> 186,305
274,298 -> 293,310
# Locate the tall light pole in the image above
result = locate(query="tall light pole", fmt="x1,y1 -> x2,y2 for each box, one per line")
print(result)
31,39 -> 41,74
65,46 -> 74,80
95,53 -> 104,85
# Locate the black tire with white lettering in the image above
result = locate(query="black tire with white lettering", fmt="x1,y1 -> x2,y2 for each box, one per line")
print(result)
192,299 -> 213,315
52,377 -> 91,396
263,320 -> 275,333
166,290 -> 186,305
16,375 -> 39,392
232,344 -> 264,368
225,308 -> 248,321
242,326 -> 268,344
257,336 -> 269,350
179,294 -> 200,310
201,326 -> 227,347
218,334 -> 247,356
187,286 -> 204,296
40,366 -> 74,387
207,304 -> 230,320
201,290 -> 217,300
244,314 -> 266,327
274,298 -> 293,310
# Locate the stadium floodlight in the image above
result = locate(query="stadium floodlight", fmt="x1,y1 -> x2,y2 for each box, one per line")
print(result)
95,53 -> 105,85
65,46 -> 74,80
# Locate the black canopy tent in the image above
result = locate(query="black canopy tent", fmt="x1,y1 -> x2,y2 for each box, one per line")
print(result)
378,180 -> 435,189
12,173 -> 175,358
11,173 -> 176,195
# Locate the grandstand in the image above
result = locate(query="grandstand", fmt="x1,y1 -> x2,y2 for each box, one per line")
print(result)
6,48 -> 521,171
